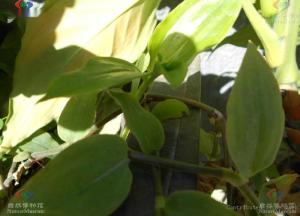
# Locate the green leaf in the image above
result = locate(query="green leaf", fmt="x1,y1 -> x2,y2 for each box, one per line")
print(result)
217,25 -> 262,48
148,68 -> 202,195
13,151 -> 30,162
164,191 -> 238,216
7,135 -> 132,215
226,43 -> 284,179
0,72 -> 12,116
20,133 -> 59,153
57,94 -> 97,143
1,0 -> 159,151
199,129 -> 221,161
44,57 -> 143,99
149,0 -> 241,86
265,174 -> 299,195
152,99 -> 189,121
96,93 -> 121,128
109,89 -> 164,153
0,119 -> 3,130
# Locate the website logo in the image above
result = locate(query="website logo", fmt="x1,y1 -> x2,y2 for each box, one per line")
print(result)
14,0 -> 43,17
266,189 -> 284,201
15,189 -> 33,200
273,0 -> 289,10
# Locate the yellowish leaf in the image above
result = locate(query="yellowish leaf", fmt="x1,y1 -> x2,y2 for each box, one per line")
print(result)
0,0 -> 159,152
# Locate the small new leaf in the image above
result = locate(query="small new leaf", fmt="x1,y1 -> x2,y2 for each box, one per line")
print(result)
152,99 -> 189,121
109,89 -> 165,153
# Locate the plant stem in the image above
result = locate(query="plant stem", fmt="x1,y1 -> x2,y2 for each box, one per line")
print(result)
276,0 -> 300,86
120,127 -> 130,140
242,0 -> 282,67
135,74 -> 158,100
145,93 -> 230,167
153,167 -> 165,216
145,93 -> 223,119
237,184 -> 260,207
129,151 -> 263,214
129,151 -> 244,186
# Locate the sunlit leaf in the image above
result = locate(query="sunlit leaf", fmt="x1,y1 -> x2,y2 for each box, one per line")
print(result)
109,89 -> 164,153
20,133 -> 59,153
1,0 -> 159,151
149,0 -> 241,86
6,135 -> 132,215
260,0 -> 279,17
226,43 -> 284,179
13,151 -> 30,162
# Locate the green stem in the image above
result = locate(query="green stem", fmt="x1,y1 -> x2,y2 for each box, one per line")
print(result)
237,184 -> 260,207
273,0 -> 289,37
128,151 -> 263,214
120,127 -> 130,140
135,73 -> 158,100
145,93 -> 230,166
276,0 -> 300,86
129,151 -> 245,186
145,93 -> 223,119
0,175 -> 7,199
153,167 -> 165,216
242,0 -> 282,67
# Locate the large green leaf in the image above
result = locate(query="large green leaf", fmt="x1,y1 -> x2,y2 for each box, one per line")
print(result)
4,135 -> 132,215
0,0 -> 159,152
57,94 -> 98,143
109,89 -> 164,153
149,0 -> 241,86
226,43 -> 284,179
164,191 -> 238,216
44,57 -> 143,99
